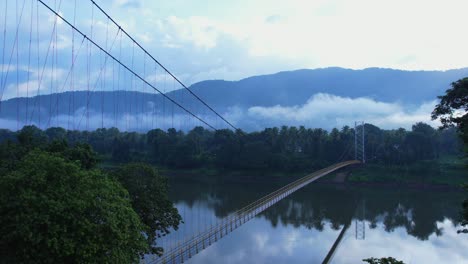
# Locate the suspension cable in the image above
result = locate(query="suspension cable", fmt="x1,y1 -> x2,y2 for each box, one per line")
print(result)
88,0 -> 238,130
35,0 -> 218,131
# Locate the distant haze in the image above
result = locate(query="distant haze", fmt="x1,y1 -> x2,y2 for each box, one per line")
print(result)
1,67 -> 467,131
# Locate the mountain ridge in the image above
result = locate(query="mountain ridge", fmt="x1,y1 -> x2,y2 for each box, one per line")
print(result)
1,67 -> 467,130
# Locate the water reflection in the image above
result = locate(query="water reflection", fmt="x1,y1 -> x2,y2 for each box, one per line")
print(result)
161,177 -> 466,263
189,218 -> 468,264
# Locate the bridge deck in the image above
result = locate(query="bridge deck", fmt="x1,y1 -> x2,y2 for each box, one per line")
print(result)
148,160 -> 361,264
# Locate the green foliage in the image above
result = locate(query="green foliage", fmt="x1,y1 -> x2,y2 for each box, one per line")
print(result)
363,257 -> 405,264
349,157 -> 468,186
64,143 -> 99,169
113,163 -> 182,255
104,123 -> 458,172
0,130 -> 182,262
432,77 -> 468,235
0,139 -> 25,175
1,123 -> 461,174
432,77 -> 468,125
46,140 -> 99,169
432,77 -> 468,144
0,151 -> 148,263
16,125 -> 48,149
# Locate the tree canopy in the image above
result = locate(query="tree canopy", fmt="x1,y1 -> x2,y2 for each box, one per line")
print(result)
0,151 -> 148,263
0,127 -> 181,262
0,121 -> 458,176
113,163 -> 182,255
432,77 -> 468,234
432,77 -> 468,144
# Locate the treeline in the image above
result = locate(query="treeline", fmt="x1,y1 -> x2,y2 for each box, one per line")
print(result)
0,122 -> 461,172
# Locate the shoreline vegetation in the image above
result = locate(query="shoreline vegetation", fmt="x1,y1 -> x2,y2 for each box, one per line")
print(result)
2,121 -> 466,189
123,155 -> 467,189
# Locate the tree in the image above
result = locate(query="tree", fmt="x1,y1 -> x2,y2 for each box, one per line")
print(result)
45,127 -> 67,141
64,143 -> 99,170
432,77 -> 468,234
0,151 -> 148,263
432,77 -> 468,145
17,125 -> 47,150
113,163 -> 182,255
363,257 -> 405,264
112,138 -> 131,163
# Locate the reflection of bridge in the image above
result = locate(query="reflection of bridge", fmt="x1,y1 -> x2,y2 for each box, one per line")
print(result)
322,199 -> 366,264
151,160 -> 361,264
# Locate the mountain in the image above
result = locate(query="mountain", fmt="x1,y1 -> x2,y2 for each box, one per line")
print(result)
1,67 -> 467,131
186,67 -> 468,109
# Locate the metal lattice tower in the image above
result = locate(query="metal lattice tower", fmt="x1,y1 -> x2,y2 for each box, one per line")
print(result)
354,121 -> 365,163
355,199 -> 366,240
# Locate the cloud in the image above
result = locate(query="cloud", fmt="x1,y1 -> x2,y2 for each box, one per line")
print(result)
1,66 -> 70,100
0,108 -> 224,132
232,93 -> 440,130
265,15 -> 283,24
0,88 -> 441,133
3,0 -> 468,90
0,93 -> 439,132
113,0 -> 141,9
157,16 -> 223,50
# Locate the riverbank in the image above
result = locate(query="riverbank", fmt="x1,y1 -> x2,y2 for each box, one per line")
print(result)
101,156 -> 468,188
344,156 -> 468,188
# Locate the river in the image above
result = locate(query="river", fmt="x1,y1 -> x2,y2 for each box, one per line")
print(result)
155,175 -> 467,264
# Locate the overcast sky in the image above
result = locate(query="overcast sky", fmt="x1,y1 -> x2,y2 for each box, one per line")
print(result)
101,0 -> 468,78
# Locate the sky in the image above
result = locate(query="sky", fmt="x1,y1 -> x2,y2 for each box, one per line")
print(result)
102,0 -> 468,78
3,0 -> 468,92
1,0 -> 468,130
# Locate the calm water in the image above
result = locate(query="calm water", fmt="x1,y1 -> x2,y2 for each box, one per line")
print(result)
156,175 -> 467,264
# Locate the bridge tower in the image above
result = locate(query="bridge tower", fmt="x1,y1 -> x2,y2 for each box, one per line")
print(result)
354,121 -> 365,163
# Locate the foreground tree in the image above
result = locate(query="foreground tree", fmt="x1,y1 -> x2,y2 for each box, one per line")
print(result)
432,77 -> 468,146
113,163 -> 182,255
432,77 -> 468,234
0,151 -> 148,263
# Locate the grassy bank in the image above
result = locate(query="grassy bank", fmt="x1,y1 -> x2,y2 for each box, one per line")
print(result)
348,156 -> 468,187
99,155 -> 468,187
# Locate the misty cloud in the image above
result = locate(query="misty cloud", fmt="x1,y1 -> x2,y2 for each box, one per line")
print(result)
0,109 -> 226,132
0,92 -> 442,132
241,93 -> 439,130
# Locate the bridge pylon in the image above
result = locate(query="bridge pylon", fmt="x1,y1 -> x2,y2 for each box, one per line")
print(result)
354,121 -> 365,163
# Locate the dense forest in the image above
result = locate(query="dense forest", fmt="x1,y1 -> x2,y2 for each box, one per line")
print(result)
0,122 -> 461,173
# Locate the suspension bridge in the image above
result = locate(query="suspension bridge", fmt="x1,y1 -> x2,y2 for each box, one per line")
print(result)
0,1 -> 366,263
